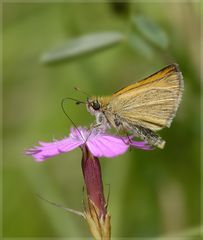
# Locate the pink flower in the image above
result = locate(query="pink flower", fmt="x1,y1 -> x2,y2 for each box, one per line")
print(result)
25,127 -> 151,161
26,127 -> 152,239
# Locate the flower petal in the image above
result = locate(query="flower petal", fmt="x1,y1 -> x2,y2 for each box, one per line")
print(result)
86,134 -> 129,158
86,133 -> 152,157
25,137 -> 82,161
130,140 -> 153,150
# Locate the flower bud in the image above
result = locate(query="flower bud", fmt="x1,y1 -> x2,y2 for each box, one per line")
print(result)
81,145 -> 111,239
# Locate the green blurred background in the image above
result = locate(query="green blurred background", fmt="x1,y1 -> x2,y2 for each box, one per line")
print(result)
3,1 -> 201,239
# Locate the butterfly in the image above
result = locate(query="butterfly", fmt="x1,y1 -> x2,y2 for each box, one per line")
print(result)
86,64 -> 184,149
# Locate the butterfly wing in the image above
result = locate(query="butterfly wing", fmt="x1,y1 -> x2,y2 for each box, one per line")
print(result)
110,64 -> 184,131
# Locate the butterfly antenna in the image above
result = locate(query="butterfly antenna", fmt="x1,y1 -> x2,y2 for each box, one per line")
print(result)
74,87 -> 91,97
61,97 -> 85,141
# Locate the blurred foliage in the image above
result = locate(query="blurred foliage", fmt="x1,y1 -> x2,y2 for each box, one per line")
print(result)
131,15 -> 169,49
41,32 -> 125,64
41,14 -> 168,64
3,1 -> 201,239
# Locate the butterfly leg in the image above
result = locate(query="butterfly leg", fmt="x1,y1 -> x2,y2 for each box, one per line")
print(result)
89,112 -> 110,134
120,124 -> 132,147
112,117 -> 132,147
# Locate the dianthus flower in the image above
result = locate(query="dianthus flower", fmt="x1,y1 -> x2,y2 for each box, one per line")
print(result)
26,127 -> 151,239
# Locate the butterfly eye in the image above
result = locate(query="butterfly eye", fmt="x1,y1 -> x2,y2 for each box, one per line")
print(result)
92,101 -> 100,110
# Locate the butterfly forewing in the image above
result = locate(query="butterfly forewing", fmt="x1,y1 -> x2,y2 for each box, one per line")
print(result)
110,64 -> 184,131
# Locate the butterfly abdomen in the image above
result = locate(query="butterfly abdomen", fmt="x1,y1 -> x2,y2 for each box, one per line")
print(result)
131,125 -> 166,149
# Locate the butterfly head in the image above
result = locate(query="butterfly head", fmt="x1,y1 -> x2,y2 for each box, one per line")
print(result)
86,97 -> 102,115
